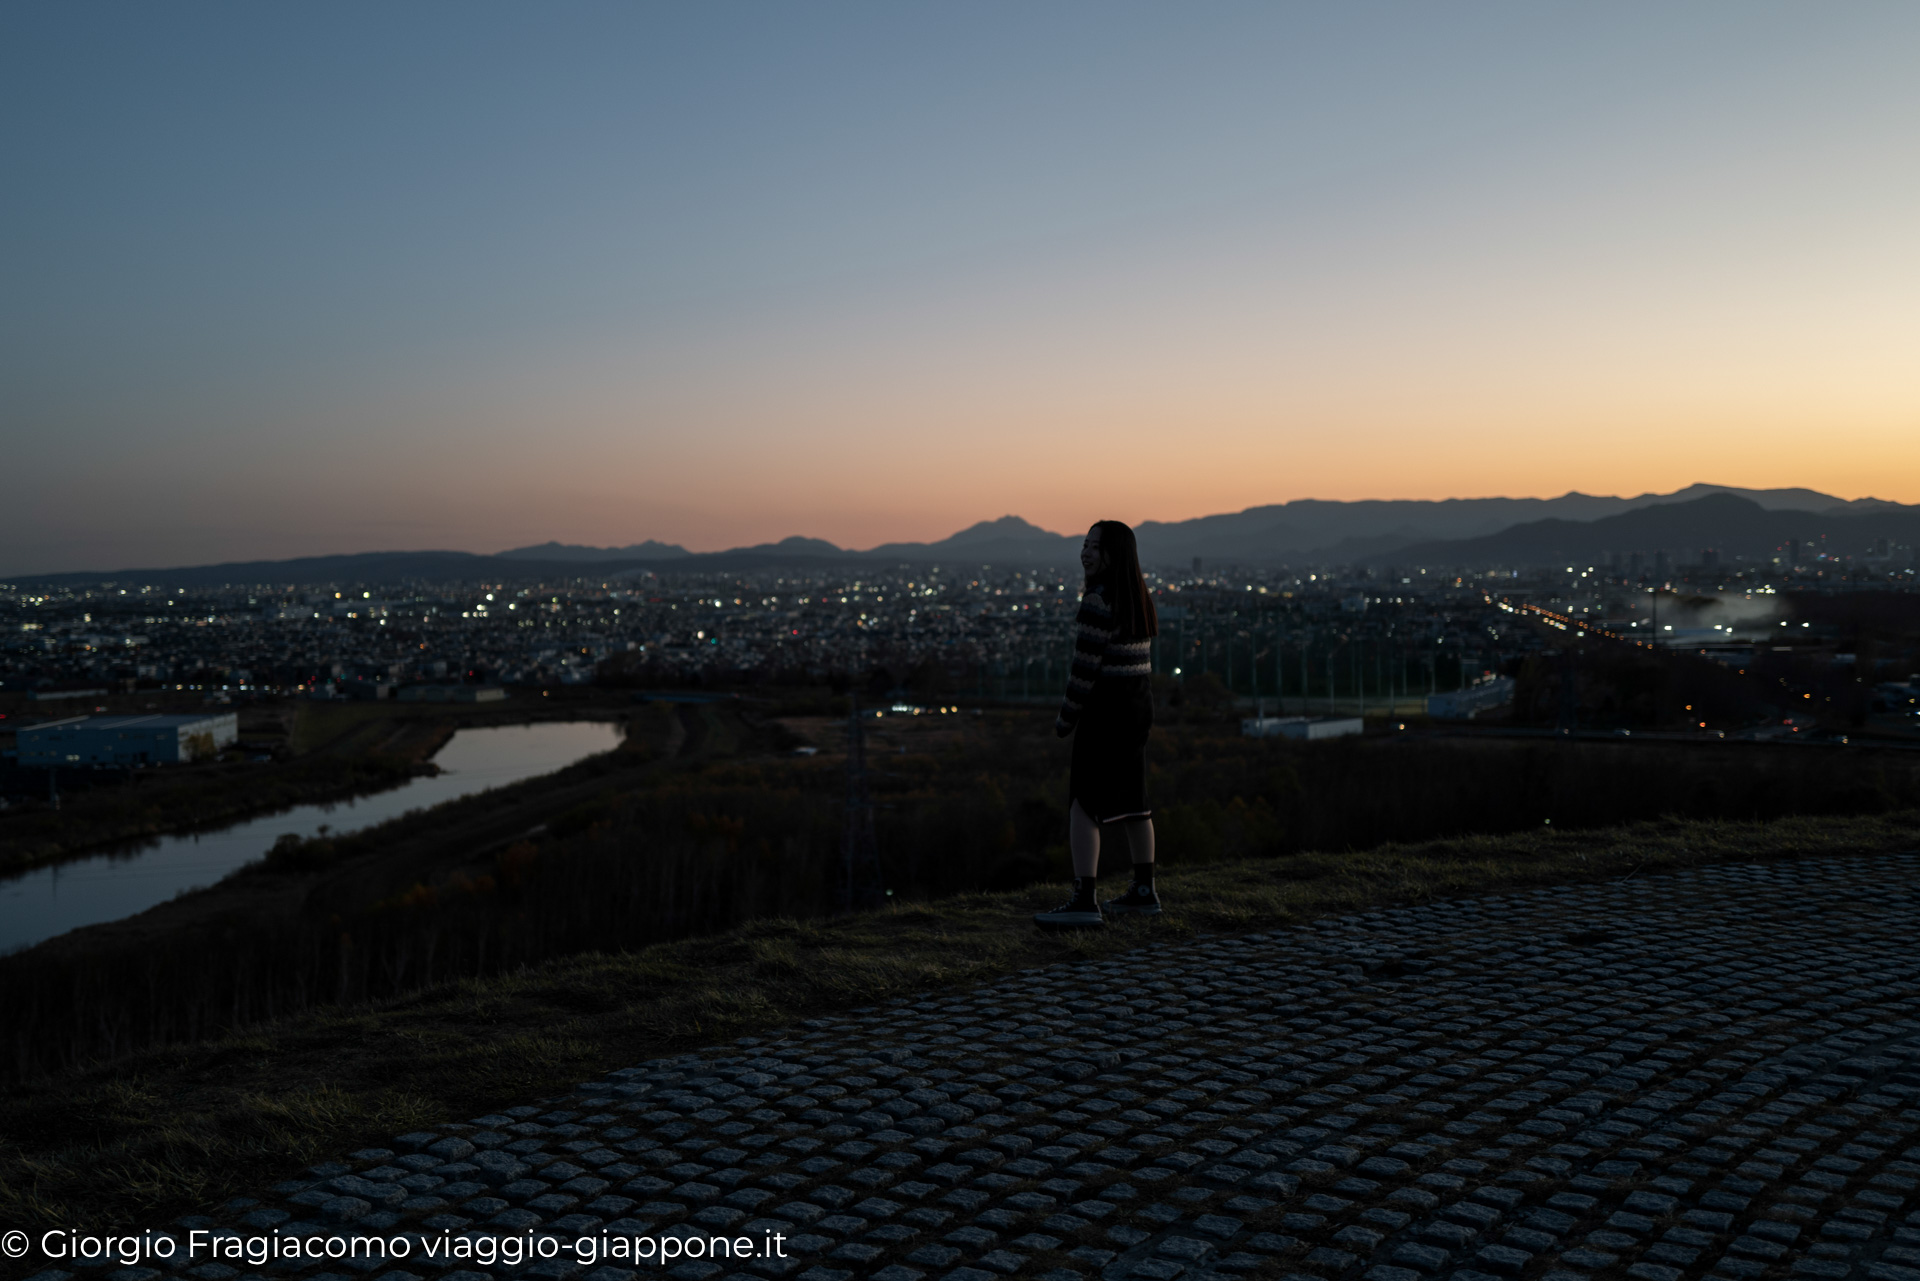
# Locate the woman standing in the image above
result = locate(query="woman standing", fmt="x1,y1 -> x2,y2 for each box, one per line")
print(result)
1034,520 -> 1161,930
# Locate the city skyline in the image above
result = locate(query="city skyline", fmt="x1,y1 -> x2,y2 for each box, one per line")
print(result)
7,5 -> 1920,574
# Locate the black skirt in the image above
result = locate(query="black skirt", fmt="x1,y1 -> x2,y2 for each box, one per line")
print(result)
1069,675 -> 1153,823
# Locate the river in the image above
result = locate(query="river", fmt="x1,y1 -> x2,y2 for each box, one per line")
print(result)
0,719 -> 624,953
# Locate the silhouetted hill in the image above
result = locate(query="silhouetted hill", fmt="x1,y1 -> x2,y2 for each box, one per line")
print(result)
11,486 -> 1911,585
501,518 -> 1082,570
1134,483 -> 1874,565
864,516 -> 1080,565
497,539 -> 689,562
494,485 -> 1889,574
1380,493 -> 1920,568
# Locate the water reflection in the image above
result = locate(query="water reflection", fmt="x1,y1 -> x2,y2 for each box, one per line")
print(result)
0,720 -> 622,953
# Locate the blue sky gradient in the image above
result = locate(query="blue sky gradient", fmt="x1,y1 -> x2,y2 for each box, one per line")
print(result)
5,4 -> 1919,572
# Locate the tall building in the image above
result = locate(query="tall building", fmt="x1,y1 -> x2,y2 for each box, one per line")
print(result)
1653,550 -> 1672,580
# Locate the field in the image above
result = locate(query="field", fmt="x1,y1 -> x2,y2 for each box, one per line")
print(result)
4,691 -> 1919,1077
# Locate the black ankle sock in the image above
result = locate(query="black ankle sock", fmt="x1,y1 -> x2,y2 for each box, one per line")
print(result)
1132,863 -> 1154,890
1071,875 -> 1097,908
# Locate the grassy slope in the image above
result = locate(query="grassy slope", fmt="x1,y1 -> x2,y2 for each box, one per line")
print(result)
2,808 -> 1915,1233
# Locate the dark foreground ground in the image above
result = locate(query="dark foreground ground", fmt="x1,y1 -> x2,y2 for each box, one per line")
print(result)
33,846 -> 1920,1281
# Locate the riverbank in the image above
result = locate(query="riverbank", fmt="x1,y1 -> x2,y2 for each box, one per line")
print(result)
0,702 -> 718,1061
3,807 -> 1913,1233
0,720 -> 631,954
0,752 -> 432,876
0,696 -> 635,877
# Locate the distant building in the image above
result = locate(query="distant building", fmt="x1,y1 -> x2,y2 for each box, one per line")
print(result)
396,685 -> 507,703
16,712 -> 237,768
28,688 -> 107,702
1653,551 -> 1672,580
1426,676 -> 1516,720
1242,715 -> 1364,741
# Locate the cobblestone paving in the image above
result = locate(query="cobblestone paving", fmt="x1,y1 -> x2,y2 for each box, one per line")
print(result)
50,851 -> 1920,1281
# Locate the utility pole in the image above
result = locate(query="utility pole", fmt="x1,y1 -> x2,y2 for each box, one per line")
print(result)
840,696 -> 884,913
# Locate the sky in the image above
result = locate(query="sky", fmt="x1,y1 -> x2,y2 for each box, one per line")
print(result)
5,3 -> 1920,574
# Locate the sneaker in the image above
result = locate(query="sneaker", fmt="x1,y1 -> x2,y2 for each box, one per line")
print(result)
1102,883 -> 1162,917
1034,898 -> 1105,931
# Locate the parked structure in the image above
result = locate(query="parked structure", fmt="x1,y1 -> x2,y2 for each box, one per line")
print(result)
1242,715 -> 1364,740
15,712 -> 238,768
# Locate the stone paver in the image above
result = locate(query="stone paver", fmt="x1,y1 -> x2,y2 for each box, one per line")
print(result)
41,851 -> 1920,1281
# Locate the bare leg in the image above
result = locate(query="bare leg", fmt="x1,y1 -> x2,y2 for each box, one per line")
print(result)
1069,799 -> 1101,878
1121,817 -> 1155,868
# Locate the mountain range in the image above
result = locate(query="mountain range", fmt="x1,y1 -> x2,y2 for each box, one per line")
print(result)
1379,491 -> 1920,568
499,483 -> 1902,569
9,484 -> 1914,586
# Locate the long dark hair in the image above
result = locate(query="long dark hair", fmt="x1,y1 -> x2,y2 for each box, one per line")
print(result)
1089,520 -> 1159,640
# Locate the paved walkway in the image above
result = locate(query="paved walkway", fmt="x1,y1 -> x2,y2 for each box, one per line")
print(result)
63,851 -> 1920,1281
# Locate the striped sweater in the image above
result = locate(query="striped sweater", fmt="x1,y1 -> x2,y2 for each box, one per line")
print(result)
1055,586 -> 1152,735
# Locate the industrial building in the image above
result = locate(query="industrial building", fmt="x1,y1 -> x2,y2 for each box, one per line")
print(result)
15,712 -> 238,769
